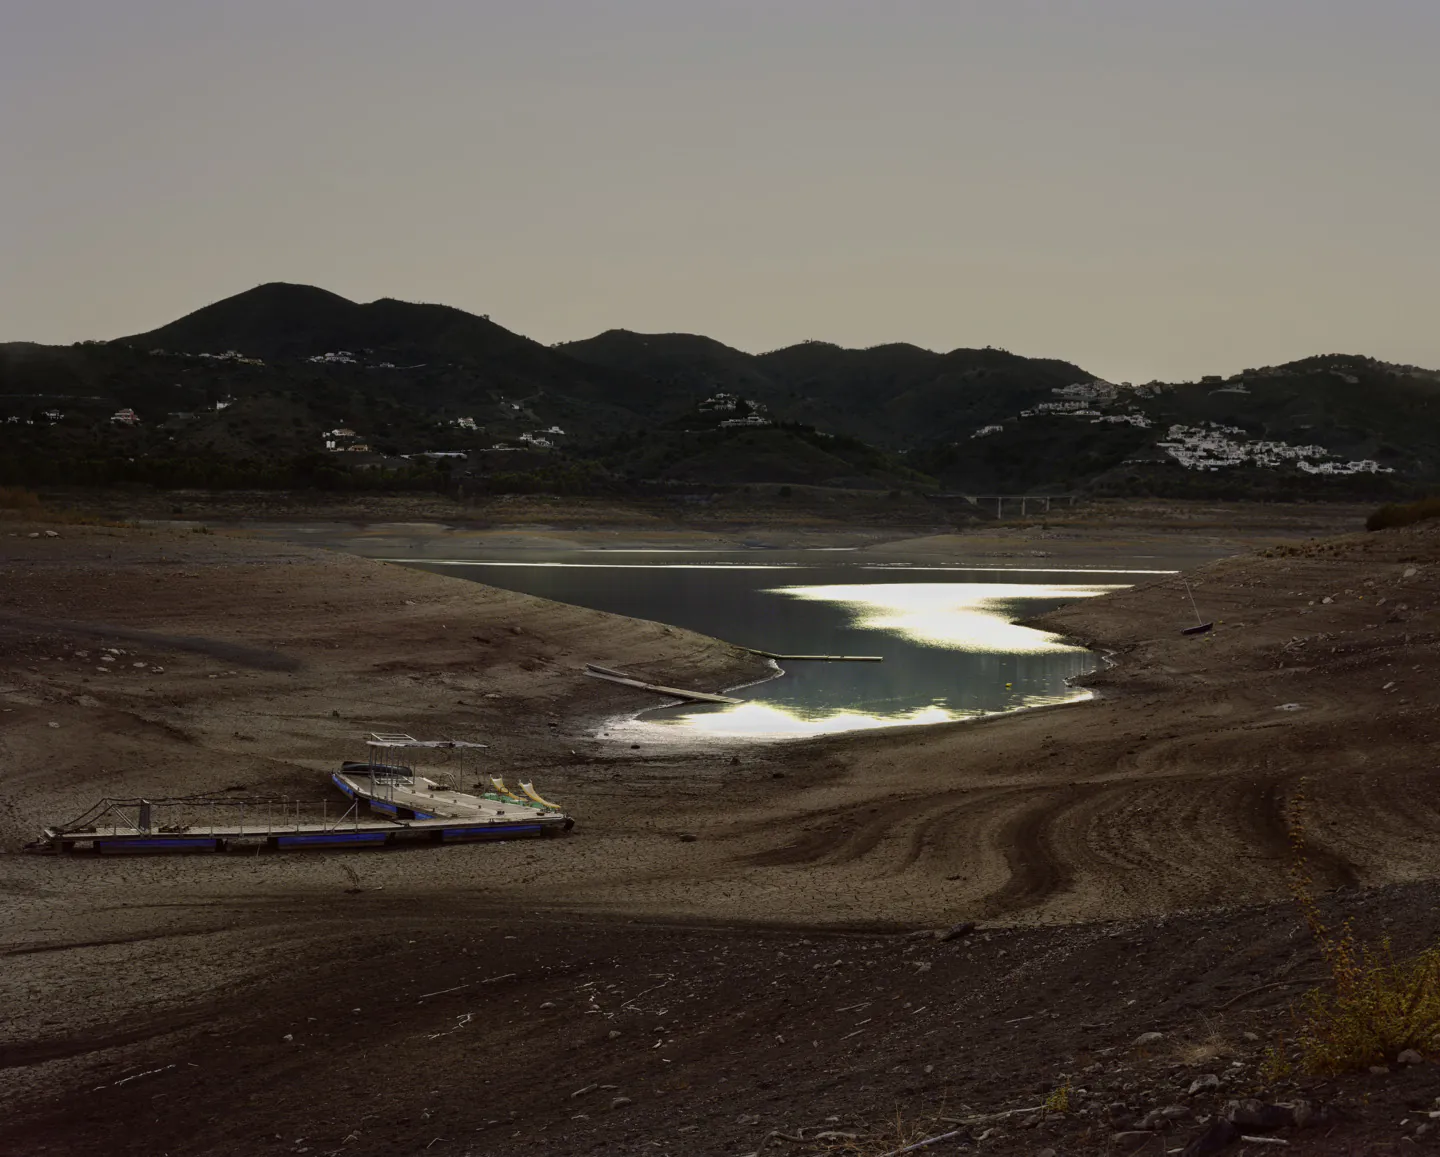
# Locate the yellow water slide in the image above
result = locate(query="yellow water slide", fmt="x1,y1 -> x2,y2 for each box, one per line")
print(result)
489,777 -> 524,803
520,781 -> 560,809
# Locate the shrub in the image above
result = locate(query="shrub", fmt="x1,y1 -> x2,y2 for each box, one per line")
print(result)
1366,495 -> 1440,532
0,486 -> 42,512
1284,783 -> 1440,1073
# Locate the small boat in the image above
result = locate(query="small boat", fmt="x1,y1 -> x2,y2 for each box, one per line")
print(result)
332,732 -> 574,838
1179,579 -> 1213,636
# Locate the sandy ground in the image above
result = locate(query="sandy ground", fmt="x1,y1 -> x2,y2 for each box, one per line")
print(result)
3,500 -> 1438,1154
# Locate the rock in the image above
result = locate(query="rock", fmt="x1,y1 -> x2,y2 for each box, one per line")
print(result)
1140,1105 -> 1192,1130
1290,1100 -> 1316,1129
1181,1119 -> 1240,1156
1242,1031 -> 1260,1043
939,921 -> 977,942
610,1096 -> 632,1110
1224,1099 -> 1260,1127
46,721 -> 60,728
1405,566 -> 1419,578
1133,1031 -> 1166,1048
1370,1065 -> 1391,1075
1398,1049 -> 1424,1065
607,1029 -> 622,1040
1224,1099 -> 1295,1130
1189,1074 -> 1221,1095
1036,1149 -> 1057,1157
1322,596 -> 1334,604
539,1001 -> 555,1009
1111,1131 -> 1154,1151
43,530 -> 58,537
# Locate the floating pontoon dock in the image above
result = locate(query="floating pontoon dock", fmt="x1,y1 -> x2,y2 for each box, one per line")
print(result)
34,732 -> 573,855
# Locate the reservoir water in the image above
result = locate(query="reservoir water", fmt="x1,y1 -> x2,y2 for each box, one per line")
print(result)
400,551 -> 1167,739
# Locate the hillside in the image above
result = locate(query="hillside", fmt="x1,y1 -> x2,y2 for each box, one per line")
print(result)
2,283 -> 1438,499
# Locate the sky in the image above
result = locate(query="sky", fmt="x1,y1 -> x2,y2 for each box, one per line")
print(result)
3,0 -> 1438,382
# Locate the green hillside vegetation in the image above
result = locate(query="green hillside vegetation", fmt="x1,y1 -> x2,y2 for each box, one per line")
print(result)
3,283 -> 1438,500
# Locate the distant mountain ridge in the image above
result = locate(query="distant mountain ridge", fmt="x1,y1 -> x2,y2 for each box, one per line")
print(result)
1,281 -> 1437,498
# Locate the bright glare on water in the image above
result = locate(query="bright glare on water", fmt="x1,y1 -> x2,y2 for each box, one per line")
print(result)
647,582 -> 1122,739
401,555 -> 1145,741
774,582 -> 1124,654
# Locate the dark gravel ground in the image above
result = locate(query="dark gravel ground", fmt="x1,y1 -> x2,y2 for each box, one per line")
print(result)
5,879 -> 1439,1157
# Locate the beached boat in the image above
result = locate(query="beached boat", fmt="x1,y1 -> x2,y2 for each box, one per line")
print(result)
331,732 -> 574,840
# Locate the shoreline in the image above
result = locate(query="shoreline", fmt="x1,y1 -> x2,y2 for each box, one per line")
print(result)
6,500 -> 1440,1155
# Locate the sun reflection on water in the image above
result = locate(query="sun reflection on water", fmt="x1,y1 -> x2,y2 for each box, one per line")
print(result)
770,583 -> 1124,653
639,582 -> 1119,740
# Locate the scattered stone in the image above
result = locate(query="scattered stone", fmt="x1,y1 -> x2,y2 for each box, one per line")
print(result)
539,1001 -> 555,1009
610,1096 -> 632,1110
1398,1049 -> 1424,1065
1189,1074 -> 1221,1095
1224,1099 -> 1295,1130
606,1029 -> 622,1040
1181,1119 -> 1240,1156
1242,1031 -> 1260,1043
46,721 -> 60,728
43,530 -> 58,537
1405,566 -> 1419,578
1321,596 -> 1334,604
1133,1031 -> 1166,1048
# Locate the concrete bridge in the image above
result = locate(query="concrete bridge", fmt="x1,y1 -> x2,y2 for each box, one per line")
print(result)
927,494 -> 1083,518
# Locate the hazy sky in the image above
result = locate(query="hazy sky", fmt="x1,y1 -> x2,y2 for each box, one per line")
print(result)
4,1 -> 1438,381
